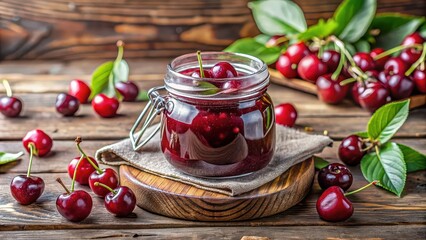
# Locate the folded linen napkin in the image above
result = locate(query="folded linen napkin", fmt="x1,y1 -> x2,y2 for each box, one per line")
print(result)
95,125 -> 332,196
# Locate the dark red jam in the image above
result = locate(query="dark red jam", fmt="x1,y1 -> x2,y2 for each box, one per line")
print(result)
160,73 -> 275,178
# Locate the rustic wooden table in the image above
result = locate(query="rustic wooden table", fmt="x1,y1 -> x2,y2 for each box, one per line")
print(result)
0,59 -> 425,239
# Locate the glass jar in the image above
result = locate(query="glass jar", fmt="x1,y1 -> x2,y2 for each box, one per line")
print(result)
130,52 -> 275,178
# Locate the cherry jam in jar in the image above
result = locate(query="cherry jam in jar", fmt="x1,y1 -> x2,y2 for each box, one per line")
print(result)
158,52 -> 275,178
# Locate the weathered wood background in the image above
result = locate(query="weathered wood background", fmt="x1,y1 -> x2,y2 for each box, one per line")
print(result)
1,0 -> 425,60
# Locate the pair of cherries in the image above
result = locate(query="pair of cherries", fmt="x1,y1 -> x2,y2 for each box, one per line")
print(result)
57,137 -> 136,222
56,78 -> 139,118
316,162 -> 377,222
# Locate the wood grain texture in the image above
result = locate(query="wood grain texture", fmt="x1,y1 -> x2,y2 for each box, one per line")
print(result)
119,159 -> 314,221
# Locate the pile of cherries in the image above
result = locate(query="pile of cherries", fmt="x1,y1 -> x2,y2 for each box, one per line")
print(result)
9,129 -> 136,222
275,32 -> 426,112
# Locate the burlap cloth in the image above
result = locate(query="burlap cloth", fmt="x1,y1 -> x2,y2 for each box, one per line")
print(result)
95,125 -> 332,196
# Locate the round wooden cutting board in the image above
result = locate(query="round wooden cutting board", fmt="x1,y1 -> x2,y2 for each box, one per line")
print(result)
119,158 -> 314,221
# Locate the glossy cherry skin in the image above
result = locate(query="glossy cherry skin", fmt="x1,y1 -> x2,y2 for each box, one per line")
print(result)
10,175 -> 45,205
55,93 -> 80,116
274,103 -> 297,127
321,50 -> 340,72
353,52 -> 376,72
115,81 -> 139,102
370,48 -> 390,70
351,81 -> 364,105
22,129 -> 53,157
190,69 -> 212,78
338,135 -> 366,166
211,62 -> 238,78
316,186 -> 354,222
276,54 -> 298,78
92,94 -> 119,118
318,163 -> 353,191
400,48 -> 422,65
89,168 -> 119,198
286,42 -> 311,63
401,32 -> 425,46
297,54 -> 328,83
0,96 -> 22,118
383,57 -> 408,76
104,186 -> 136,216
358,81 -> 390,113
387,74 -> 414,99
68,79 -> 91,104
56,190 -> 92,222
316,74 -> 349,104
413,69 -> 426,93
68,156 -> 99,185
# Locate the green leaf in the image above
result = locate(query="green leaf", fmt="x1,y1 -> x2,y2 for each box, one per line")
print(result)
224,38 -> 281,64
361,142 -> 406,197
298,19 -> 338,41
0,151 -> 24,165
137,90 -> 149,102
354,39 -> 371,53
314,156 -> 329,170
355,131 -> 369,138
397,143 -> 426,173
90,61 -> 114,99
248,0 -> 307,35
371,14 -> 425,49
367,100 -> 410,144
254,34 -> 271,45
333,0 -> 377,43
112,60 -> 129,84
419,22 -> 426,38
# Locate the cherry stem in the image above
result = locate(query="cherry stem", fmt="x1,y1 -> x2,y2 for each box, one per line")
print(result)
339,77 -> 356,86
373,43 -> 422,60
345,180 -> 379,196
362,143 -> 375,152
196,50 -> 205,78
266,36 -> 289,47
94,182 -> 117,195
75,137 -> 102,174
26,143 -> 37,177
332,50 -> 346,81
2,79 -> 13,97
56,178 -> 71,194
317,45 -> 324,59
70,155 -> 84,192
330,36 -> 367,80
405,43 -> 426,76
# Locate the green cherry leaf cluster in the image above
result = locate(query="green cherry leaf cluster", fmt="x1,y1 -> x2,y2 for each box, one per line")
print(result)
0,151 -> 24,165
356,100 -> 425,197
225,0 -> 424,63
89,41 -> 130,100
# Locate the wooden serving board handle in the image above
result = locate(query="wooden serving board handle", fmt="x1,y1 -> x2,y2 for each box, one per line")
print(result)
120,158 -> 315,221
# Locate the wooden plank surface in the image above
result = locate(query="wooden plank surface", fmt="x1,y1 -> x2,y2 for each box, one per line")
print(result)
0,59 -> 425,239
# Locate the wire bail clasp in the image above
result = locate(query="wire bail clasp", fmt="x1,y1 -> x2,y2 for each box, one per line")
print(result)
129,86 -> 166,151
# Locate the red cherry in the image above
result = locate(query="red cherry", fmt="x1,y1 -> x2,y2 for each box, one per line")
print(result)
115,81 -> 139,102
274,103 -> 297,127
353,52 -> 376,72
68,156 -> 99,185
351,81 -> 365,106
401,32 -> 425,46
384,57 -> 408,76
22,129 -> 53,157
276,54 -> 298,78
89,168 -> 119,198
92,94 -> 119,118
400,48 -> 422,65
297,54 -> 328,83
0,96 -> 22,118
316,186 -> 353,222
316,74 -> 349,104
69,79 -> 91,104
358,81 -> 390,113
370,48 -> 390,70
211,62 -> 238,78
338,135 -> 366,166
10,175 -> 45,205
190,69 -> 212,78
413,69 -> 426,93
386,74 -> 414,99
286,42 -> 311,63
318,163 -> 353,191
56,189 -> 92,222
321,50 -> 340,72
95,183 -> 136,217
55,93 -> 80,116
